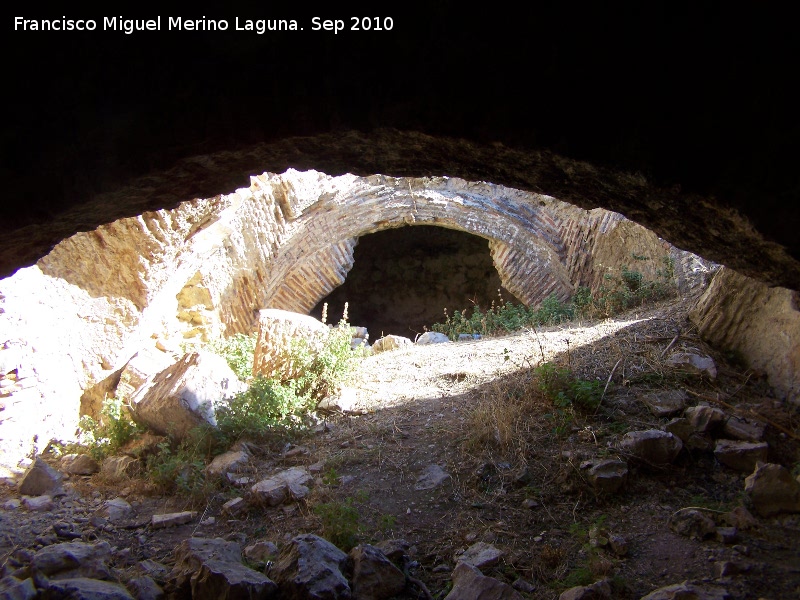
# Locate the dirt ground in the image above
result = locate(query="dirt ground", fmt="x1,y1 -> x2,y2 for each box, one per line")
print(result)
1,297 -> 799,599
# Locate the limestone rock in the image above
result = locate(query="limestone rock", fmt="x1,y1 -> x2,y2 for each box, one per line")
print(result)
269,534 -> 351,599
444,562 -> 523,599
414,464 -> 451,491
665,352 -> 717,379
136,560 -> 169,584
18,458 -> 62,496
100,456 -> 139,480
0,575 -> 36,600
664,418 -> 693,442
115,348 -> 176,403
244,541 -> 279,566
102,498 -> 133,523
151,512 -> 196,529
169,537 -> 277,599
205,450 -> 249,478
668,508 -> 718,540
130,351 -> 245,440
0,343 -> 24,376
250,467 -> 312,506
559,579 -> 611,599
42,577 -> 135,599
126,575 -> 164,600
317,387 -> 360,413
22,495 -> 54,511
722,416 -> 766,442
619,430 -> 682,465
349,544 -> 406,600
722,506 -> 758,531
713,440 -> 769,472
642,389 -> 687,418
372,335 -> 413,353
715,527 -> 738,544
31,541 -> 113,580
744,462 -> 800,516
59,454 -> 99,476
222,497 -> 247,516
456,542 -> 503,570
374,539 -> 410,566
640,581 -> 729,599
685,406 -> 727,435
416,332 -> 451,345
586,459 -> 628,493
252,309 -> 330,381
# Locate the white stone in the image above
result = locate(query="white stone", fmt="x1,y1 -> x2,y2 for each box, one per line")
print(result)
416,332 -> 451,345
456,542 -> 503,570
22,495 -> 54,511
151,511 -> 197,528
250,467 -> 312,506
130,351 -> 246,440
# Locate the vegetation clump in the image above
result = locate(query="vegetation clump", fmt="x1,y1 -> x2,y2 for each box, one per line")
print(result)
430,255 -> 677,339
74,310 -> 365,498
76,395 -> 141,460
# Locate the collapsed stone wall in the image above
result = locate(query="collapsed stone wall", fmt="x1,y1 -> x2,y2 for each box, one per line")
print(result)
0,169 -> 712,473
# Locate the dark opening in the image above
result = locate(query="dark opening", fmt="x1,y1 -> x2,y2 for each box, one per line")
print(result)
310,226 -> 522,339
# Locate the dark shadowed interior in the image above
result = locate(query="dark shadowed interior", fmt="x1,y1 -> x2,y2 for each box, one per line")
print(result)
310,226 -> 520,338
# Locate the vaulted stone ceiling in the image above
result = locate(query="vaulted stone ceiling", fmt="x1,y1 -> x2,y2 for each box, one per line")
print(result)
3,7 -> 798,291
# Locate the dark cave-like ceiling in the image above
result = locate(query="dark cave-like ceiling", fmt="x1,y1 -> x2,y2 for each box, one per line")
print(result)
3,7 -> 798,289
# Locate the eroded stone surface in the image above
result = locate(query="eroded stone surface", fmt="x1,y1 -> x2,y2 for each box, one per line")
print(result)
642,390 -> 687,418
372,335 -> 413,354
713,440 -> 769,472
250,467 -> 312,506
619,430 -> 683,465
445,562 -> 523,600
269,534 -> 350,600
169,537 -> 277,599
18,458 -> 62,496
349,544 -> 406,600
744,462 -> 800,517
130,351 -> 245,440
690,267 -> 800,405
586,460 -> 628,494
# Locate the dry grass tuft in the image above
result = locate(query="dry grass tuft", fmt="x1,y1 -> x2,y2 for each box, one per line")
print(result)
462,369 -> 550,459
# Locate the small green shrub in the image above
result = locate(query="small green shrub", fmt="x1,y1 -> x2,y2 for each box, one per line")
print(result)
215,376 -> 314,444
77,396 -> 141,460
289,319 -> 364,403
314,497 -> 362,551
431,292 -> 577,340
430,256 -> 676,339
535,363 -> 604,412
583,255 -> 677,317
209,332 -> 257,381
145,426 -> 221,500
213,318 -> 365,444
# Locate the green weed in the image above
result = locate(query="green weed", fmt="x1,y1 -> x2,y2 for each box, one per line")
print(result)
77,396 -> 141,460
431,256 -> 676,339
535,363 -> 604,412
208,332 -> 257,381
313,497 -> 362,551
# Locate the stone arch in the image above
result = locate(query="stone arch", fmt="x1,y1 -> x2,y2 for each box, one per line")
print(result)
207,170 -> 662,337
262,174 -> 574,316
